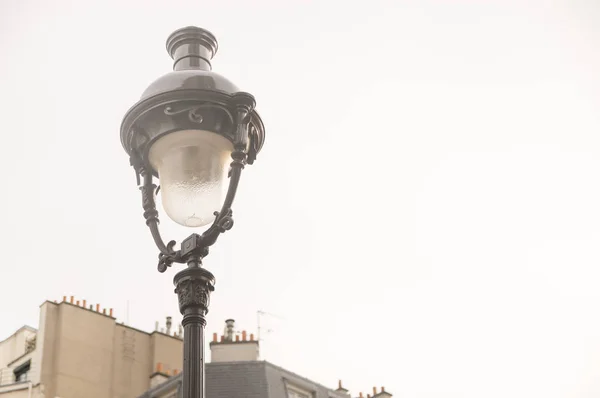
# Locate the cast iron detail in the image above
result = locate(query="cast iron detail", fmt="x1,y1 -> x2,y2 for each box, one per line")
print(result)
129,93 -> 257,273
165,105 -> 204,123
121,27 -> 265,398
174,274 -> 214,315
163,102 -> 235,127
121,90 -> 265,170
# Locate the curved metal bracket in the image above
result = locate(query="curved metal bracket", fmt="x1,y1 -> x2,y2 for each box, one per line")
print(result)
131,92 -> 256,273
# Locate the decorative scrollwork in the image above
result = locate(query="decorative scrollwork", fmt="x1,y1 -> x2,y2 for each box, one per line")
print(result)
214,209 -> 234,232
164,105 -> 204,123
132,95 -> 257,273
157,240 -> 178,273
163,102 -> 235,127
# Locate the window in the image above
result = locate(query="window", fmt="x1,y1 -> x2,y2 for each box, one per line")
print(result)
287,385 -> 311,398
289,391 -> 310,398
13,361 -> 30,383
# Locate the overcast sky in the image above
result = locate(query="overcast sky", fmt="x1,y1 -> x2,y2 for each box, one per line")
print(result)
1,0 -> 600,397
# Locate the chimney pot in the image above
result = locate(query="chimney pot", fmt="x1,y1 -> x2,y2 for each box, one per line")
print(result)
156,363 -> 163,372
242,330 -> 247,341
235,335 -> 240,342
109,308 -> 114,317
70,296 -> 74,304
213,333 -> 218,342
368,395 -> 371,398
166,316 -> 172,334
382,387 -> 385,392
166,370 -> 171,376
83,299 -> 87,307
96,304 -> 100,312
373,387 -> 377,395
338,380 -> 342,389
250,333 -> 254,341
174,369 -> 180,375
102,308 -> 106,315
360,393 -> 363,398
220,335 -> 224,342
76,300 -> 80,306
62,296 -> 66,302
89,305 -> 93,310
224,319 -> 235,341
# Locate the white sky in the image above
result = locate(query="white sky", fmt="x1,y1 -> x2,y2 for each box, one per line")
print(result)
1,0 -> 600,396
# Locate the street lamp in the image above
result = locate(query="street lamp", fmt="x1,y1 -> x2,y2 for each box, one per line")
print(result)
119,26 -> 265,398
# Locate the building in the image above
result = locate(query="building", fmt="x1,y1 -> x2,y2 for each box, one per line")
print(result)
0,297 -> 390,398
140,319 -> 392,398
0,296 -> 183,398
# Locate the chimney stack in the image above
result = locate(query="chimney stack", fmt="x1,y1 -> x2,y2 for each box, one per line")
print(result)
210,319 -> 260,363
336,380 -> 348,393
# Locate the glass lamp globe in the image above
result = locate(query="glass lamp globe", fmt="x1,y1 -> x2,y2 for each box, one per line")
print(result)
148,129 -> 233,227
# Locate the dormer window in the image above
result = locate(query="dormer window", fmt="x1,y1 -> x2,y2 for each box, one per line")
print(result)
287,384 -> 312,398
13,360 -> 30,382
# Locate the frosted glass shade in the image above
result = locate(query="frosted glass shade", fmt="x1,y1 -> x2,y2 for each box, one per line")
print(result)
148,130 -> 233,227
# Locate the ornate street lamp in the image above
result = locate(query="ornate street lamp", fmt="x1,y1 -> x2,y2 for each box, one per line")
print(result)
119,26 -> 265,398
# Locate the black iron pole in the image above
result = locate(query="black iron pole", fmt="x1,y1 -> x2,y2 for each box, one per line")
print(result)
174,260 -> 215,398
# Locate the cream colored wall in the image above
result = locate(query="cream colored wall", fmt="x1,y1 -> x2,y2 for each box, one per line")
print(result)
0,328 -> 36,368
150,333 -> 183,375
52,302 -> 115,398
0,383 -> 43,398
210,341 -> 259,363
39,301 -> 181,398
1,301 -> 184,398
0,326 -> 37,387
38,302 -> 58,398
111,324 -> 153,398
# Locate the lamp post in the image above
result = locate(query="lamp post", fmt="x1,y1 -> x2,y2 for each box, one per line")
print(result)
119,26 -> 265,398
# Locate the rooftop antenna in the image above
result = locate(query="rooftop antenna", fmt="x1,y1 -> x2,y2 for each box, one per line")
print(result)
257,310 -> 284,343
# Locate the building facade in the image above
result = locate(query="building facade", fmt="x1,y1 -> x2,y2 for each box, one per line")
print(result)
0,297 -> 183,398
140,320 -> 392,398
1,298 -> 390,398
